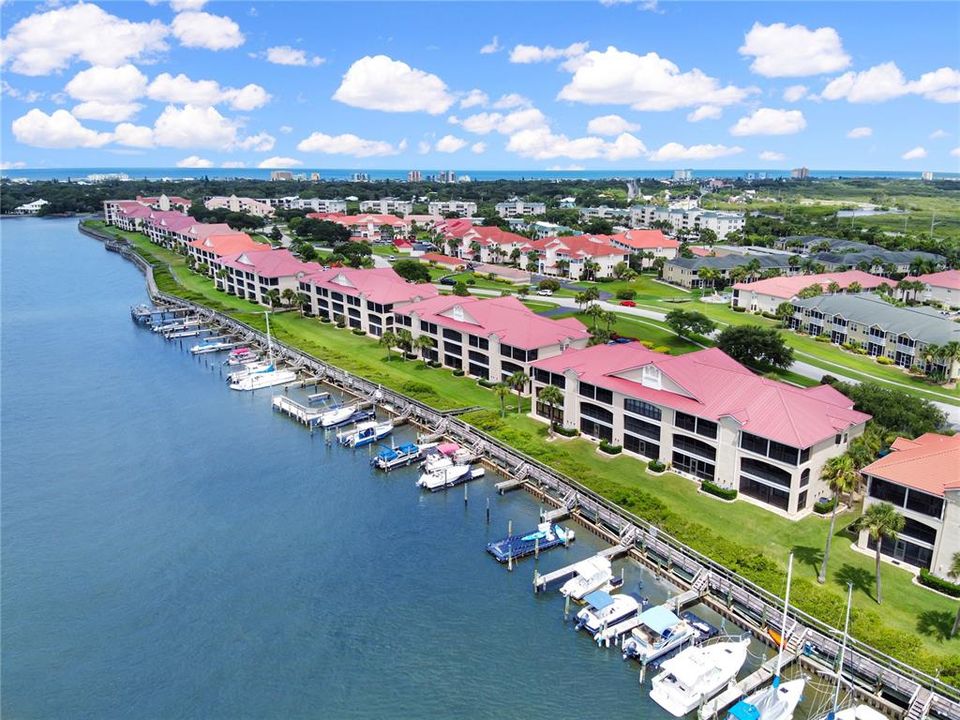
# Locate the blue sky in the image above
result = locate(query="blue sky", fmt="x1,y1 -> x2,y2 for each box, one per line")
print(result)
1,0 -> 958,171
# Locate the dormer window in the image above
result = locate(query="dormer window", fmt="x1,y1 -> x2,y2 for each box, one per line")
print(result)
641,364 -> 661,390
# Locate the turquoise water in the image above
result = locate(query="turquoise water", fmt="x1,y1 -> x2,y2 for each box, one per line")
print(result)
2,217 -> 782,718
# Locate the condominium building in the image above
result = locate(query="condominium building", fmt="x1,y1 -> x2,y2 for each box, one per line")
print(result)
407,170 -> 422,182
428,200 -> 477,217
528,235 -> 630,279
629,205 -> 745,240
359,197 -> 413,215
299,267 -> 437,336
604,230 -> 679,268
187,233 -> 270,275
791,167 -> 810,180
789,294 -> 960,379
673,169 -> 693,181
270,171 -> 295,181
495,198 -> 547,218
579,205 -> 630,221
777,236 -> 945,274
731,270 -> 887,314
440,224 -> 530,264
530,343 -> 870,517
136,194 -> 191,213
257,197 -> 348,213
204,194 -> 275,218
902,269 -> 960,308
393,295 -> 590,384
213,249 -> 321,306
662,254 -> 794,289
306,212 -> 410,242
859,433 -> 960,579
11,199 -> 49,215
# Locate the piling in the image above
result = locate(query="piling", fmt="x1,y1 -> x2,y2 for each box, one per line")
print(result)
486,497 -> 490,524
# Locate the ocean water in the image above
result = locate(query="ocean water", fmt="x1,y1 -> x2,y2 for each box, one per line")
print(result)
4,166 -> 956,183
1,217 -> 793,719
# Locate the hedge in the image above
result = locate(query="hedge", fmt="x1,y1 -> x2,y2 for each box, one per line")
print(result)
351,328 -> 366,335
814,497 -> 837,515
452,369 -> 465,376
648,459 -> 666,472
919,569 -> 960,598
478,378 -> 497,388
701,480 -> 738,500
599,440 -> 623,455
732,306 -> 747,312
876,355 -> 893,365
616,289 -> 637,300
553,425 -> 580,438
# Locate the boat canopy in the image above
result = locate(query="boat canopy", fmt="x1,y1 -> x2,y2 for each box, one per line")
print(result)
583,590 -> 615,611
728,701 -> 762,720
638,605 -> 681,635
397,443 -> 419,453
437,442 -> 460,455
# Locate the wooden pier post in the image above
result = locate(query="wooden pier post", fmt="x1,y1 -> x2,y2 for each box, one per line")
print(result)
535,535 -> 540,560
464,483 -> 468,507
564,594 -> 570,620
486,497 -> 490,524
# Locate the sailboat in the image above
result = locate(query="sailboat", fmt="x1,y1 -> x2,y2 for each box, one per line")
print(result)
727,554 -> 805,720
815,584 -> 861,720
229,312 -> 297,390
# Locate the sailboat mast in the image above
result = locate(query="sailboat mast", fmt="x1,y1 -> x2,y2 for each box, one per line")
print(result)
773,552 -> 794,683
830,583 -> 854,718
264,311 -> 274,364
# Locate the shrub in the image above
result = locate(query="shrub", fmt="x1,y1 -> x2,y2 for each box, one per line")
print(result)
553,425 -> 579,437
428,360 -> 441,368
452,369 -> 465,376
761,311 -> 778,320
319,316 -> 330,323
854,347 -> 868,355
640,340 -> 655,349
616,289 -> 637,300
732,306 -> 747,312
351,327 -> 365,335
653,346 -> 671,353
597,277 -> 614,283
815,334 -> 831,343
466,278 -> 476,285
876,355 -> 894,365
814,497 -> 837,514
918,569 -> 960,598
821,375 -> 838,386
648,459 -> 666,472
478,378 -> 496,388
701,480 -> 738,500
335,318 -> 346,328
599,440 -> 622,455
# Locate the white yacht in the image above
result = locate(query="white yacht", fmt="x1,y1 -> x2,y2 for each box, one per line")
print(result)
575,591 -> 641,636
229,367 -> 297,391
417,464 -> 483,491
319,403 -> 360,428
338,420 -> 393,448
649,639 -> 750,717
226,360 -> 272,383
835,707 -> 887,720
728,680 -> 806,720
622,605 -> 700,665
560,557 -> 613,601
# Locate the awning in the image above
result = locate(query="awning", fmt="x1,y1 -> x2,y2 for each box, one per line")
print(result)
638,605 -> 681,635
583,591 -> 615,610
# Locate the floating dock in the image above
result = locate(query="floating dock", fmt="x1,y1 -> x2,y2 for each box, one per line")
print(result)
486,523 -> 575,564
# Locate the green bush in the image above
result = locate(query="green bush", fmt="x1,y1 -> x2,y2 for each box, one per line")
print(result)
648,459 -> 666,472
335,318 -> 346,328
918,569 -> 960,598
597,277 -> 613,283
478,378 -> 496,388
653,346 -> 671,353
876,355 -> 894,365
599,440 -> 622,455
466,278 -> 476,285
553,425 -> 579,437
452,369 -> 465,376
351,327 -> 365,335
815,334 -> 831,343
701,480 -> 738,500
616,289 -> 636,300
427,360 -> 441,368
319,315 -> 330,323
814,497 -> 837,514
732,306 -> 747,312
760,311 -> 778,320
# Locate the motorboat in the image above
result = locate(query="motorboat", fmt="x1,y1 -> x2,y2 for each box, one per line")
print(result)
338,420 -> 393,448
190,340 -> 234,354
486,522 -> 574,563
319,403 -> 361,428
372,442 -> 423,470
417,464 -> 483,491
226,353 -> 260,366
229,367 -> 297,390
575,591 -> 641,636
226,361 -> 273,383
622,605 -> 701,665
560,556 -> 613,601
728,680 -> 806,720
420,442 -> 470,471
649,639 -> 750,717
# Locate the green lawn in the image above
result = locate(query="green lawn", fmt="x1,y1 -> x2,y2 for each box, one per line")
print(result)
87,220 -> 960,681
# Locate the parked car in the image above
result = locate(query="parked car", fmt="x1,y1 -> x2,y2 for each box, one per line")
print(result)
537,288 -> 554,296
387,255 -> 396,261
619,300 -> 636,307
440,277 -> 457,286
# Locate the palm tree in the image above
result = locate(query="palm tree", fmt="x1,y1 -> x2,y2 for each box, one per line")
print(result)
556,258 -> 570,277
538,384 -> 564,432
296,291 -> 309,317
379,330 -> 398,361
414,335 -> 434,359
575,292 -> 587,311
817,454 -> 860,584
950,552 -> 960,638
395,328 -> 414,357
509,247 -> 522,266
469,240 -> 482,260
448,237 -> 462,257
847,281 -> 862,294
266,288 -> 281,308
508,371 -> 528,414
585,303 -> 605,330
495,382 -> 511,418
526,250 -> 540,271
603,310 -> 618,332
281,288 -> 297,307
827,281 -> 841,294
855,502 -> 905,604
698,267 -> 719,291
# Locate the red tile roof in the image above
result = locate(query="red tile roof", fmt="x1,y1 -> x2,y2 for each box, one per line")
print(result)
861,433 -> 960,496
217,249 -> 322,278
306,212 -> 408,226
733,270 -> 887,299
532,235 -> 629,259
421,253 -> 465,267
687,246 -> 715,257
396,295 -> 590,350
602,229 -> 679,251
301,267 -> 438,305
906,269 -> 960,291
532,343 -> 870,447
188,233 -> 268,257
461,226 -> 529,247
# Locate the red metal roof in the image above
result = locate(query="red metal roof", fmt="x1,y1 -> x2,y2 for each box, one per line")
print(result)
733,270 -> 888,299
301,267 -> 438,305
861,433 -> 960,496
188,233 -> 268,257
217,249 -> 322,278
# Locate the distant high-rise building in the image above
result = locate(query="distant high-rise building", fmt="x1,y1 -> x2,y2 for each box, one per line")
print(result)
437,170 -> 456,184
790,167 -> 810,180
921,171 -> 934,182
270,170 -> 294,181
407,170 -> 422,182
672,169 -> 693,181
310,172 -> 320,181
350,172 -> 370,182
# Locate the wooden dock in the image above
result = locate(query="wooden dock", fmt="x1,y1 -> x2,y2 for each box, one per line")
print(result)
271,395 -> 326,426
698,651 -> 800,720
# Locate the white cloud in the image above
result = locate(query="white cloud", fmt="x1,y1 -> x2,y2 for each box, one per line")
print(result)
152,104 -> 238,149
221,160 -> 246,168
146,73 -> 270,110
171,11 -> 244,51
929,129 -> 949,139
1,161 -> 28,170
279,125 -> 293,134
509,41 -> 589,64
460,89 -> 488,108
506,128 -> 645,161
258,156 -> 302,168
458,108 -> 548,135
12,108 -> 112,148
648,142 -> 744,161
558,47 -> 754,111
686,105 -> 722,122
547,164 -> 586,171
847,126 -> 873,139
235,131 -> 276,152
1,81 -> 44,103
491,93 -> 532,110
951,147 -> 960,157
471,142 -> 486,154
480,36 -> 501,54
297,131 -> 405,157
64,64 -> 148,103
435,134 -> 468,153
901,146 -> 927,160
759,150 -> 786,161
821,62 -> 960,104
113,122 -> 155,147
170,0 -> 207,11
1,3 -> 168,76
783,85 -> 808,102
739,22 -> 850,77
730,108 -> 806,136
599,0 -> 662,10
587,114 -> 640,135
176,155 -> 213,168
72,101 -> 142,122
332,55 -> 454,114
264,46 -> 324,67
417,140 -> 431,154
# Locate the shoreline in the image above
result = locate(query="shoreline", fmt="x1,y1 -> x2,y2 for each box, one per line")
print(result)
80,219 -> 960,712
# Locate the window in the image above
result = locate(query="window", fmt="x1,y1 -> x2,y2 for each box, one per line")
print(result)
468,350 -> 488,365
468,363 -> 489,380
580,382 -> 595,398
469,335 -> 489,350
741,432 -> 768,456
869,478 -> 907,507
444,354 -> 462,369
624,434 -> 659,460
900,517 -> 938,545
798,490 -> 808,510
741,457 -> 792,488
420,321 -> 437,334
800,469 -> 810,488
579,382 -> 612,404
580,418 -> 613,442
444,342 -> 462,357
868,535 -> 933,570
625,415 -> 660,441
443,328 -> 462,342
675,411 -> 717,439
672,434 -> 717,461
624,398 -> 662,421
672,452 -> 715,481
580,402 -> 613,425
905,490 -> 944,519
768,441 -> 800,466
740,476 -> 789,511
